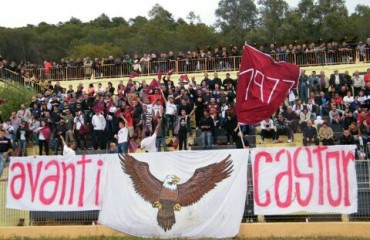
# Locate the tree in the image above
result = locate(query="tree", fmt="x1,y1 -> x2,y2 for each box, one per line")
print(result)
111,17 -> 128,27
68,17 -> 82,25
258,0 -> 289,42
148,4 -> 175,25
91,13 -> 113,28
315,0 -> 349,40
215,0 -> 257,44
349,5 -> 370,40
186,11 -> 201,25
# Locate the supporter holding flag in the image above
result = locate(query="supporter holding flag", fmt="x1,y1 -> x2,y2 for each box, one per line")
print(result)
236,44 -> 300,124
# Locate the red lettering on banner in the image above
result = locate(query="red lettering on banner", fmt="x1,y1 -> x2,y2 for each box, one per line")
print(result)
10,163 -> 25,199
293,147 -> 314,207
274,149 -> 292,208
59,162 -> 76,205
77,155 -> 92,207
39,160 -> 60,205
312,146 -> 327,205
342,150 -> 355,206
95,160 -> 104,206
253,146 -> 355,209
8,155 -> 103,208
326,151 -> 342,207
253,151 -> 272,207
27,161 -> 43,202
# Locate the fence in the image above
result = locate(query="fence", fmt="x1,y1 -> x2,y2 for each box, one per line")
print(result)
1,155 -> 370,226
20,48 -> 370,82
0,68 -> 43,94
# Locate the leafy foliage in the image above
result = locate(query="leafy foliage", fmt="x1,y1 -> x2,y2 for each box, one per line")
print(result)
0,81 -> 36,120
0,1 -> 369,63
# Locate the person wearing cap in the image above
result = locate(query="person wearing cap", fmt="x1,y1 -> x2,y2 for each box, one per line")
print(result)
0,130 -> 12,178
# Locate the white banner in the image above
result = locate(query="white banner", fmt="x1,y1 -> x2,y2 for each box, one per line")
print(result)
252,145 -> 357,215
98,150 -> 248,239
6,154 -> 106,211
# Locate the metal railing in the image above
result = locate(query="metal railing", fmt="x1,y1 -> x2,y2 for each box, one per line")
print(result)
0,68 -> 43,94
243,158 -> 370,223
1,157 -> 370,226
19,48 -> 370,82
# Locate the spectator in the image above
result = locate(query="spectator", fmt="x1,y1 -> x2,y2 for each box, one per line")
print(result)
53,118 -> 68,155
0,130 -> 12,178
359,119 -> 370,146
38,120 -> 51,155
308,71 -> 320,93
339,128 -> 356,145
176,106 -> 196,151
329,105 -> 344,125
298,69 -> 309,103
364,68 -> 370,83
60,135 -> 76,157
17,104 -> 32,123
329,69 -> 344,92
155,116 -> 167,152
199,110 -> 214,149
318,122 -> 334,145
299,107 -> 311,131
283,106 -> 299,133
141,118 -> 162,152
260,118 -> 276,144
115,116 -> 128,154
108,142 -> 118,154
318,71 -> 329,93
15,121 -> 28,156
92,111 -> 106,150
352,70 -> 364,96
303,120 -> 319,146
274,114 -> 293,143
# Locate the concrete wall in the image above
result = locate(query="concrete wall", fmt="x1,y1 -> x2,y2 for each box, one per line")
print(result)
57,63 -> 370,91
1,223 -> 370,239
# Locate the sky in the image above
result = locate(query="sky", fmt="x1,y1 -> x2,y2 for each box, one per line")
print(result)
0,0 -> 368,28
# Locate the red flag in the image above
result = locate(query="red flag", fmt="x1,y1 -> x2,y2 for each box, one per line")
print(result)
179,74 -> 189,82
236,45 -> 300,124
157,70 -> 163,82
146,79 -> 160,93
130,71 -> 138,78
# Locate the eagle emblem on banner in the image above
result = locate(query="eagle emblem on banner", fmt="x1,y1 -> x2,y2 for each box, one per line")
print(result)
119,154 -> 233,231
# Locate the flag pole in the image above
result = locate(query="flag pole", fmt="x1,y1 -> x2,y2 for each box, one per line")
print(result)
238,124 -> 245,148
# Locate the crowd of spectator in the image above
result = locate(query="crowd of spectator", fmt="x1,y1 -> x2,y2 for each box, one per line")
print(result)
261,67 -> 370,160
1,42 -> 370,178
0,38 -> 369,82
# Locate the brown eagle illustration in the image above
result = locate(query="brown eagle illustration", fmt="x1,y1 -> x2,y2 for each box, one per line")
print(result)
119,153 -> 233,232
